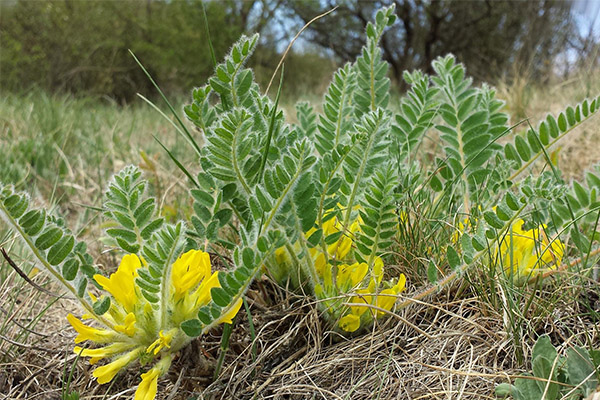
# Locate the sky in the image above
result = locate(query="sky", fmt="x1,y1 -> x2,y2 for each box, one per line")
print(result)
574,0 -> 600,37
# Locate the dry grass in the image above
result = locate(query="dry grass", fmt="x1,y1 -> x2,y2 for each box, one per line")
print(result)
2,272 -> 599,399
497,68 -> 600,180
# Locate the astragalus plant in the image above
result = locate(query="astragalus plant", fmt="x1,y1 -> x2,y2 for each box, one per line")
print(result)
2,4 -> 600,399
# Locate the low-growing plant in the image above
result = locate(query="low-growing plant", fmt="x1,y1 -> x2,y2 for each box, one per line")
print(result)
2,4 -> 600,399
496,335 -> 600,400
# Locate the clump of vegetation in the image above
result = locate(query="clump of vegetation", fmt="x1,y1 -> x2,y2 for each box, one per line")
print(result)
496,335 -> 600,400
1,4 -> 600,399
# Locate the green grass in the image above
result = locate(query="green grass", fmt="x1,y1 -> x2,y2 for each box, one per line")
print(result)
0,90 -> 193,208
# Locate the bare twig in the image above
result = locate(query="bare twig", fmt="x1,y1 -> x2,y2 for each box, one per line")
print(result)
1,248 -> 60,298
265,6 -> 338,95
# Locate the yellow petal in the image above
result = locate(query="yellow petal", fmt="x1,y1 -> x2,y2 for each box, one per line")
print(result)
146,329 -> 175,355
217,298 -> 243,325
336,262 -> 367,289
376,289 -> 397,316
321,215 -> 337,235
94,254 -> 141,312
349,219 -> 362,235
73,342 -> 134,364
114,312 -> 137,337
134,356 -> 171,400
313,253 -> 327,278
350,287 -> 373,316
134,368 -> 160,400
171,250 -> 211,299
314,283 -> 324,298
393,274 -> 406,294
93,348 -> 142,384
339,314 -> 361,332
275,246 -> 290,265
350,262 -> 368,286
67,314 -> 115,344
330,234 -> 352,260
194,271 -> 220,309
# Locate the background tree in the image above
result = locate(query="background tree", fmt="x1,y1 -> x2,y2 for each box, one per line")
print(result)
286,0 -> 574,86
0,0 -> 594,100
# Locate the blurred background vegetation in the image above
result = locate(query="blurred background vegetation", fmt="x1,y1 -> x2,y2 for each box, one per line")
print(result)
1,0 -> 599,102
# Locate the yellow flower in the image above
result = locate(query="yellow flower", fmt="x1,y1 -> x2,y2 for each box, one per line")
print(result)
67,248 -> 242,400
170,250 -> 211,300
134,355 -> 172,400
339,314 -> 361,332
67,314 -> 115,344
172,270 -> 220,324
307,207 -> 362,266
275,246 -> 291,266
345,273 -> 406,321
73,342 -> 135,365
146,329 -> 175,355
498,220 -> 564,278
375,275 -> 406,317
93,348 -> 143,384
135,368 -> 160,400
113,312 -> 137,337
94,254 -> 141,313
452,215 -> 474,244
336,262 -> 368,290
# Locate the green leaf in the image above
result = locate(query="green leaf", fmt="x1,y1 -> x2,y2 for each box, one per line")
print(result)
526,129 -> 541,152
306,228 -> 322,247
546,115 -> 559,138
181,319 -> 203,337
106,228 -> 137,244
446,246 -> 461,270
141,218 -> 163,240
62,259 -> 79,281
495,383 -> 520,399
571,227 -> 590,253
325,231 -> 343,245
429,174 -> 443,191
211,287 -> 231,307
566,346 -> 598,394
566,106 -> 576,126
19,209 -> 43,235
116,238 -> 140,254
514,135 -> 531,162
93,297 -> 111,315
514,374 -> 542,400
538,121 -> 549,145
573,181 -> 590,208
197,308 -> 212,325
242,247 -> 255,267
47,235 -> 75,266
427,260 -> 438,283
77,278 -> 87,298
532,356 -> 558,399
505,192 -> 520,211
214,209 -> 233,227
192,189 -> 215,208
532,335 -> 557,362
35,227 -> 63,251
558,112 -> 567,131
483,211 -> 504,229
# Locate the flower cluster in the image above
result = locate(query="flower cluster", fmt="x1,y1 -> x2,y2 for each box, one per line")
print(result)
67,250 -> 242,399
307,208 -> 406,333
497,219 -> 565,280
